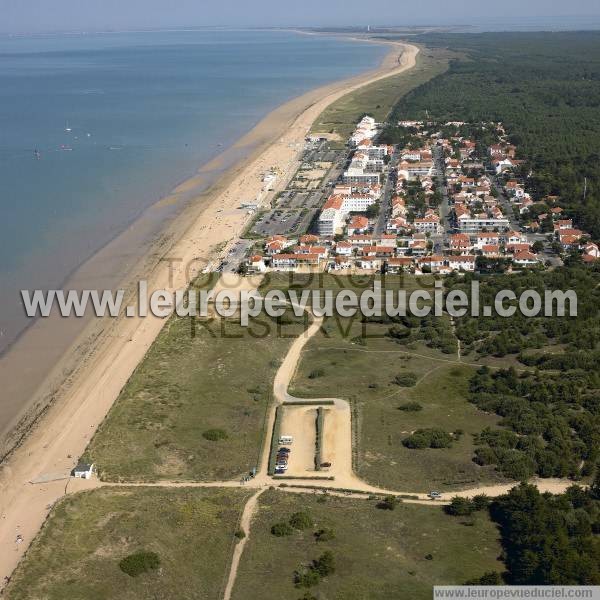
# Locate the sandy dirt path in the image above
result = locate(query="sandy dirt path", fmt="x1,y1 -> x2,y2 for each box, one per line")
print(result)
221,488 -> 265,600
0,40 -> 420,588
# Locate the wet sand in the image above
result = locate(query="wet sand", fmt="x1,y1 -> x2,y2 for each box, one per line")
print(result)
0,39 -> 420,587
0,142 -> 254,459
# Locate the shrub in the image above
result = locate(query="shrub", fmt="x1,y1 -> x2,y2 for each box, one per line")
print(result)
465,571 -> 503,585
202,428 -> 228,441
313,551 -> 335,577
398,401 -> 423,412
294,568 -> 321,588
271,522 -> 294,537
403,428 -> 454,449
315,528 -> 335,542
393,372 -> 418,387
308,368 -> 325,379
472,494 -> 491,511
234,529 -> 246,540
387,325 -> 411,340
290,511 -> 313,530
445,497 -> 475,516
473,446 -> 498,466
376,495 -> 398,510
498,449 -> 536,481
119,550 -> 160,577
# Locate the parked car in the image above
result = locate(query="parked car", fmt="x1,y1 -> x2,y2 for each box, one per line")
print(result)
428,491 -> 442,500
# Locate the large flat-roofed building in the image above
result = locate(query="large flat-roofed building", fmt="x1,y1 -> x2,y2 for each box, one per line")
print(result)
342,168 -> 380,185
318,191 -> 377,236
457,214 -> 510,233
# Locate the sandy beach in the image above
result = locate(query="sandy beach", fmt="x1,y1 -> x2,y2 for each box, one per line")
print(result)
0,38 -> 419,587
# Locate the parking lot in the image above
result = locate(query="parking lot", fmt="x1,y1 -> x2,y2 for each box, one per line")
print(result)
278,405 -> 318,476
274,400 -> 352,479
219,239 -> 254,273
303,140 -> 339,163
246,140 -> 346,239
249,190 -> 323,237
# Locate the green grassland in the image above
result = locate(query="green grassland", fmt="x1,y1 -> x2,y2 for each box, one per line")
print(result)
6,487 -> 251,600
85,272 -> 509,490
271,274 -> 508,491
311,44 -> 450,140
84,309 -> 305,482
289,318 -> 505,492
231,490 -> 503,600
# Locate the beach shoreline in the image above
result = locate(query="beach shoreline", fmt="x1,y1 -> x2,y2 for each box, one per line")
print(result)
0,37 -> 419,587
0,33 -> 402,459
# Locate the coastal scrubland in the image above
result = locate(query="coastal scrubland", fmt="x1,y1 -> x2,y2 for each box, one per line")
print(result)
231,489 -> 503,600
84,303 -> 306,482
282,274 -> 506,492
5,487 -> 251,600
311,44 -> 450,140
444,268 -> 600,483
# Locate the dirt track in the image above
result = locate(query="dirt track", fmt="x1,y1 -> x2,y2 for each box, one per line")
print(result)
222,488 -> 265,600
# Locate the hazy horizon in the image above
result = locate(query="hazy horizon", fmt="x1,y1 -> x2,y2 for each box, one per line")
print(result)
2,0 -> 600,35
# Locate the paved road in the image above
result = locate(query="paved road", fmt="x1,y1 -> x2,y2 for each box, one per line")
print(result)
493,176 -> 521,231
432,145 -> 450,251
374,152 -> 399,236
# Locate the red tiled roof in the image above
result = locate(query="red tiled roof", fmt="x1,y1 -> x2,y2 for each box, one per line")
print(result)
323,195 -> 344,210
514,251 -> 538,261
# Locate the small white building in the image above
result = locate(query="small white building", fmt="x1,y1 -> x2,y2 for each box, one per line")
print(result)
72,463 -> 94,479
447,255 -> 476,272
248,255 -> 267,273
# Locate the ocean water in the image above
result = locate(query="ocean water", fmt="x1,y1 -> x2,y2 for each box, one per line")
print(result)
0,30 -> 387,351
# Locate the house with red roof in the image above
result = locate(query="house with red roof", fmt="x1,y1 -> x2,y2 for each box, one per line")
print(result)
347,215 -> 369,236
386,257 -> 414,273
513,251 -> 540,267
450,233 -> 472,254
335,241 -> 353,256
447,255 -> 476,272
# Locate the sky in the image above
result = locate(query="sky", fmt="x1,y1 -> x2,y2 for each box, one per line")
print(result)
2,0 -> 600,34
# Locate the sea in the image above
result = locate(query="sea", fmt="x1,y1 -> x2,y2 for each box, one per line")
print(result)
0,29 -> 388,353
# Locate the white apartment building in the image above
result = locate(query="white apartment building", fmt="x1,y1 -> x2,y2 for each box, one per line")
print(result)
318,207 -> 344,236
413,214 -> 442,234
318,193 -> 377,236
457,214 -> 510,233
343,168 -> 381,185
350,115 -> 378,146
